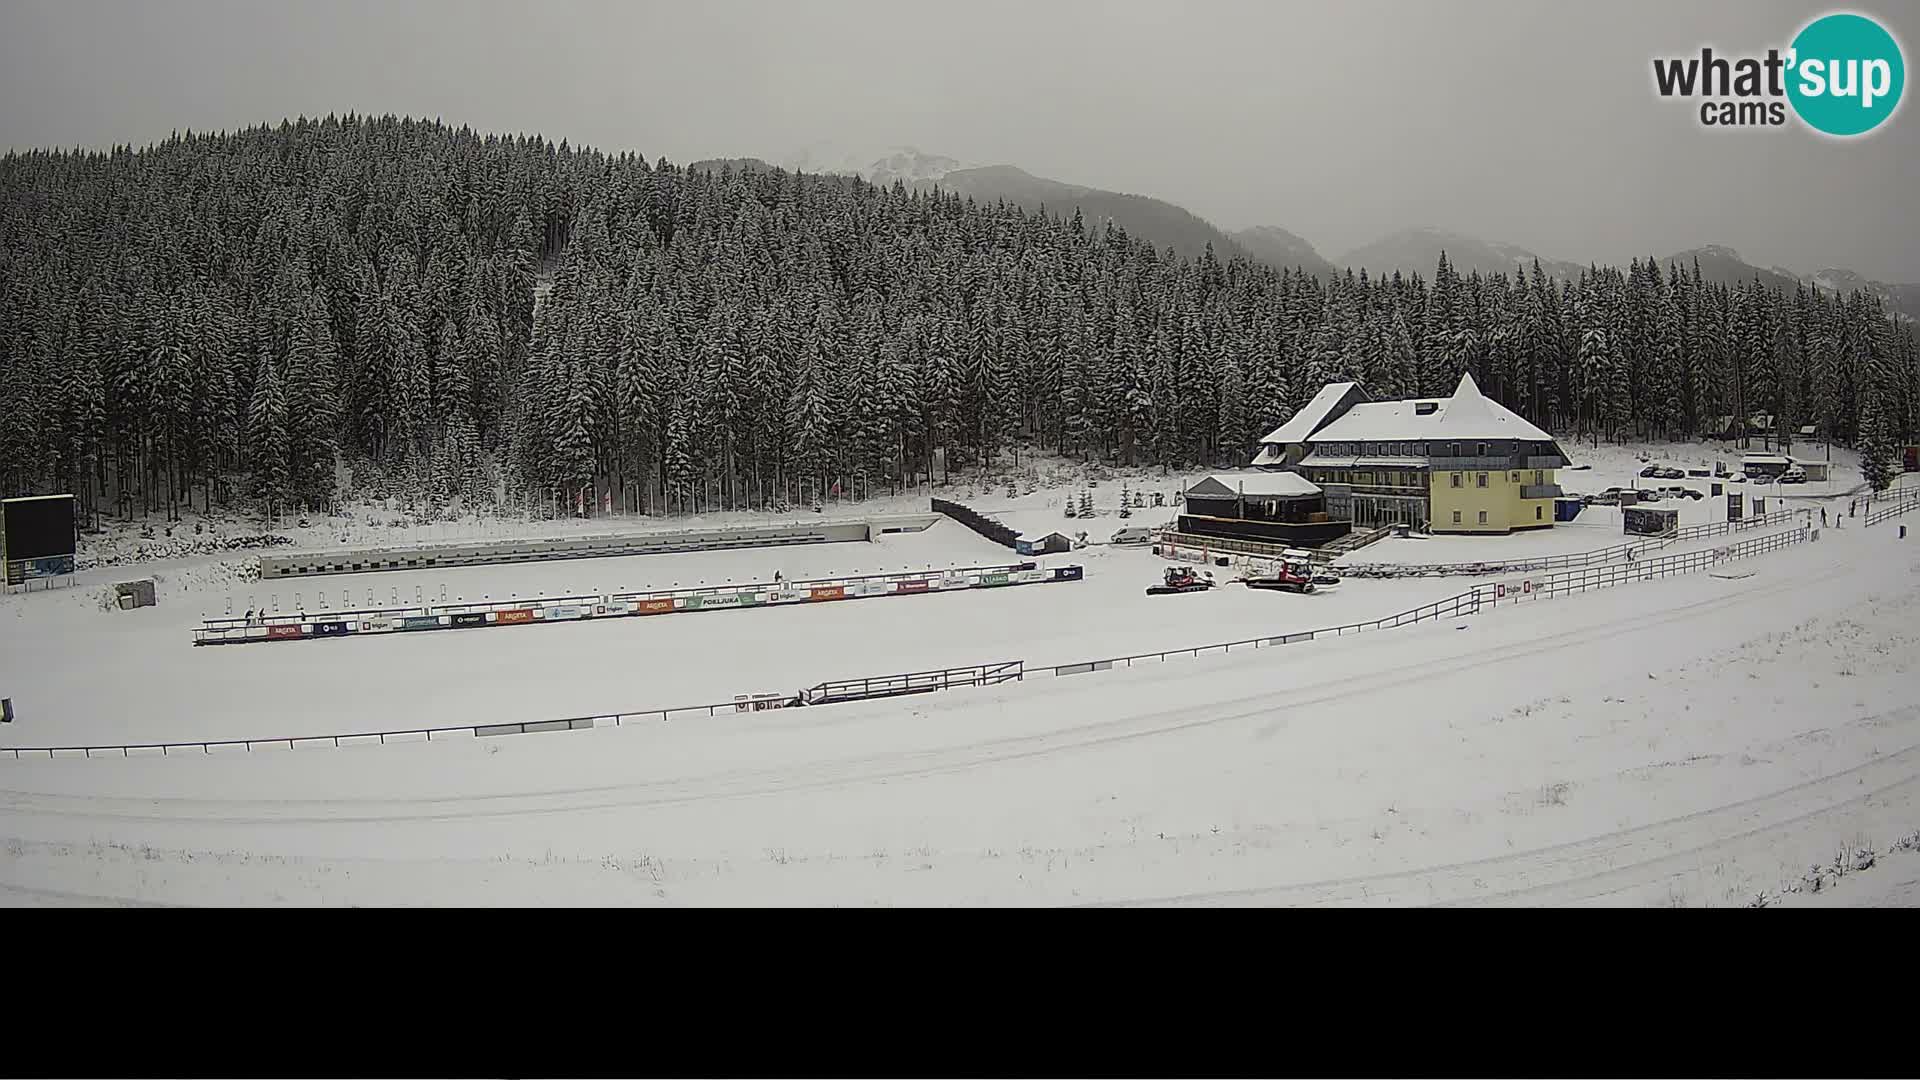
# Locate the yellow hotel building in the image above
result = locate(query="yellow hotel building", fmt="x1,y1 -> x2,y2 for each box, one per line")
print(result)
1251,372 -> 1570,534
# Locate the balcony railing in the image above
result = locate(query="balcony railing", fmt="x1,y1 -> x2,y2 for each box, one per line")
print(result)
1428,456 -> 1519,472
1520,483 -> 1564,500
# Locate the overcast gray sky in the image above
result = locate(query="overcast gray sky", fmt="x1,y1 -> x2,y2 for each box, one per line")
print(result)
4,0 -> 1916,280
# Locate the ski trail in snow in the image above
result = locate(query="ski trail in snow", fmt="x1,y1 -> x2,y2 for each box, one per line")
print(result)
1096,735 -> 1920,907
0,552 -> 1858,827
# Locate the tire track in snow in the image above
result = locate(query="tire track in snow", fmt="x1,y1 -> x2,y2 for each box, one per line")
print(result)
1085,736 -> 1920,907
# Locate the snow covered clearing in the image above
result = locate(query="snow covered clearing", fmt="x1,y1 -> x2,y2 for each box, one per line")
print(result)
1,518 -> 1478,747
1,497 -> 1916,905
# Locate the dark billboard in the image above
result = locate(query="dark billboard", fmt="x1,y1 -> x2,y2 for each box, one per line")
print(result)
2,495 -> 76,561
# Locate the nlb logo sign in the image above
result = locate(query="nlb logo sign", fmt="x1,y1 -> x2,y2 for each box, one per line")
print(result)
1653,11 -> 1905,136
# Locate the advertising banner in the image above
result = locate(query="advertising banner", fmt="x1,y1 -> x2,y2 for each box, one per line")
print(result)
5,554 -> 75,585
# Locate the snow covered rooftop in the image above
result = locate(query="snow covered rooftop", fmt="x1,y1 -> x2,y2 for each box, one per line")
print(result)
1259,382 -> 1361,445
1189,472 -> 1322,499
1309,373 -> 1553,444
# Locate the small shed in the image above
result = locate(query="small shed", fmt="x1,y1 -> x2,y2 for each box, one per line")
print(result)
1015,531 -> 1073,556
1623,506 -> 1679,537
114,579 -> 157,609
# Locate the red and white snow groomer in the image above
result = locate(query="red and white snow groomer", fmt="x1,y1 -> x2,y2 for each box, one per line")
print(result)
1244,549 -> 1337,594
1146,565 -> 1216,596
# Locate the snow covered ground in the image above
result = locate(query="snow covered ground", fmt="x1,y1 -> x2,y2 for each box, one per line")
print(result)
2,499 -> 1915,905
0,518 -> 1478,747
4,441 -> 1916,906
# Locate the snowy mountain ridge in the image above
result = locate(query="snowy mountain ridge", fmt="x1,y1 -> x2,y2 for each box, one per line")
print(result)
779,146 -> 1914,316
779,143 -> 966,186
1337,225 -> 1587,282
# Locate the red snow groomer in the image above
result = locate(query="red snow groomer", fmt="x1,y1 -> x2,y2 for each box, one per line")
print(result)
1146,565 -> 1216,595
1243,549 -> 1326,594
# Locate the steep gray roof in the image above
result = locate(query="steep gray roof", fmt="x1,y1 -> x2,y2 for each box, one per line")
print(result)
1309,372 -> 1553,443
1259,382 -> 1362,445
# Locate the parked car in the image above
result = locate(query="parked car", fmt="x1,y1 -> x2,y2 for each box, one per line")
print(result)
1639,464 -> 1661,478
1751,474 -> 1776,485
1658,466 -> 1687,479
1728,472 -> 1748,483
1779,468 -> 1807,484
1111,525 -> 1156,545
1657,485 -> 1704,500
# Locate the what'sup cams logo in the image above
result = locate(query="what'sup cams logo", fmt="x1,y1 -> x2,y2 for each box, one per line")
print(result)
1653,11 -> 1905,136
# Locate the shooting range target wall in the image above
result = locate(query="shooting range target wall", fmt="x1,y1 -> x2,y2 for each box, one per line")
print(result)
193,561 -> 1087,646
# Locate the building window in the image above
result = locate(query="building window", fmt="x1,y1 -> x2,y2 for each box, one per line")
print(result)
1450,473 -> 1462,488
1477,473 -> 1488,488
1452,510 -> 1462,524
1536,506 -> 1544,520
1477,443 -> 1487,456
1535,470 -> 1543,484
1478,510 -> 1489,525
1511,471 -> 1521,483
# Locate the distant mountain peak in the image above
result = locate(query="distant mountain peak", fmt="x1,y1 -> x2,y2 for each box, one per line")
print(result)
1338,226 -> 1583,281
864,146 -> 964,187
778,143 -> 966,186
1230,225 -> 1334,277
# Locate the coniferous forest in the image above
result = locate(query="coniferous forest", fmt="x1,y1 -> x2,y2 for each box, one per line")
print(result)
2,114 -> 1916,526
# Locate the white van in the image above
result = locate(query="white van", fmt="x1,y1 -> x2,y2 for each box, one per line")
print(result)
1111,526 -> 1156,545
